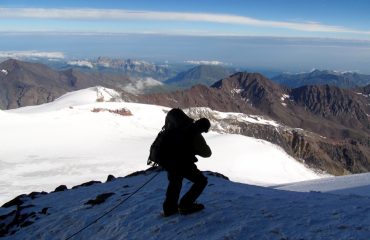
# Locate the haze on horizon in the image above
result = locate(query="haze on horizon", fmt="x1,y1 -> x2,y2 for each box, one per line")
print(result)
1,0 -> 370,73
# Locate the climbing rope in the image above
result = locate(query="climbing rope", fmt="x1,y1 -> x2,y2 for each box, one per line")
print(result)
65,169 -> 162,240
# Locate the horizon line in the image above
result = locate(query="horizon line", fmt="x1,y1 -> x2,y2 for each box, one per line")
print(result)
1,30 -> 370,43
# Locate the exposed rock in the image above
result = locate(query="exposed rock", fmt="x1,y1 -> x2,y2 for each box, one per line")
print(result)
40,208 -> 49,215
0,207 -> 37,237
290,85 -> 369,131
28,192 -> 47,199
54,185 -> 68,192
1,194 -> 28,208
84,193 -> 115,206
72,181 -> 101,189
91,107 -> 133,116
106,175 -> 116,182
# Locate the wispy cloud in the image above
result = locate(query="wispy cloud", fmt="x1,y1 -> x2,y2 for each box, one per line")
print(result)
0,7 -> 370,35
185,60 -> 227,66
0,50 -> 65,59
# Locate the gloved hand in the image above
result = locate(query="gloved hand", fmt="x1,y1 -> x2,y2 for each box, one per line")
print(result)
194,118 -> 211,133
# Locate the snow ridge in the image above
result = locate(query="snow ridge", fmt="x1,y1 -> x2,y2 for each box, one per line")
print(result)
2,169 -> 370,239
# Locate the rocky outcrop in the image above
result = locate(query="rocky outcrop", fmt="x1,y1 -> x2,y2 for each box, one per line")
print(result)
0,192 -> 48,237
290,85 -> 369,130
84,193 -> 115,206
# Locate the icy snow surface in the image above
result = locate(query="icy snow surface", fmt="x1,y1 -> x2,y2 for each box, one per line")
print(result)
0,87 -> 323,205
2,169 -> 370,240
276,172 -> 370,197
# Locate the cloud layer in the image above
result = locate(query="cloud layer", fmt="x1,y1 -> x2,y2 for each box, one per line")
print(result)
185,60 -> 226,66
0,7 -> 369,35
0,51 -> 65,59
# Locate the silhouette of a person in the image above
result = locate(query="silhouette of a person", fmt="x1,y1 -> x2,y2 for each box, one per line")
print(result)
161,108 -> 212,216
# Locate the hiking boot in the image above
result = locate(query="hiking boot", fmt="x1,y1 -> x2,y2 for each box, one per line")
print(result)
178,203 -> 204,215
162,208 -> 179,217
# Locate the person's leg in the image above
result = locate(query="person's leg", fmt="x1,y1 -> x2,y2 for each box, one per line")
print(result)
163,170 -> 183,215
179,164 -> 208,208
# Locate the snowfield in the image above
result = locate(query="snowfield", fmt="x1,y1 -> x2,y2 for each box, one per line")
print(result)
0,87 -> 324,205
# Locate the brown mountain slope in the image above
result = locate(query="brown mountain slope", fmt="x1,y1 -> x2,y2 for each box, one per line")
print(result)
0,59 -> 132,109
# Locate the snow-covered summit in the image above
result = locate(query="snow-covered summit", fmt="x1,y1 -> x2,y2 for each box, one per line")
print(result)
9,86 -> 121,113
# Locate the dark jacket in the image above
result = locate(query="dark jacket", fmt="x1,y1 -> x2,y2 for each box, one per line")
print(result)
193,133 -> 212,158
163,122 -> 211,170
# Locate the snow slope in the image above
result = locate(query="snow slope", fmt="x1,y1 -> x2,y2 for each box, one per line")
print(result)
275,172 -> 370,197
2,169 -> 370,240
0,87 -> 323,205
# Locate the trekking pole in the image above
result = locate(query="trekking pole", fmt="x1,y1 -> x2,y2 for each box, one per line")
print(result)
65,169 -> 162,240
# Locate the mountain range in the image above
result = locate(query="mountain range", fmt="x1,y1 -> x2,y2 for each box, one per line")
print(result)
272,69 -> 370,88
0,59 -> 236,109
0,59 -> 164,109
2,59 -> 370,175
67,57 -> 174,81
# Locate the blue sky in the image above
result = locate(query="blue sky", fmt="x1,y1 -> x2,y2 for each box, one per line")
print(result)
0,0 -> 370,73
1,0 -> 370,38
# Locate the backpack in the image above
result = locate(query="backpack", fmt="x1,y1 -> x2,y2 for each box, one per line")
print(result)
147,127 -> 170,167
147,125 -> 196,168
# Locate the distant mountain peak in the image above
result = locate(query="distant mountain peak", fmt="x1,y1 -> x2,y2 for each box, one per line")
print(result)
211,72 -> 284,95
0,58 -> 22,71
